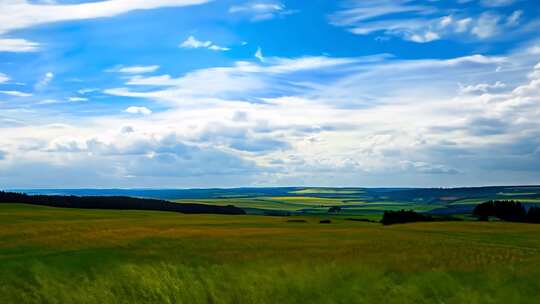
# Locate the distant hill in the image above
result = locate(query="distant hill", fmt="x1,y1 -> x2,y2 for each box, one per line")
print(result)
8,186 -> 540,217
0,191 -> 245,215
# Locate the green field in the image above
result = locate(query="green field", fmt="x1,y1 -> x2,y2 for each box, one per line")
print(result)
1,203 -> 540,303
173,196 -> 437,217
165,186 -> 540,218
289,188 -> 364,195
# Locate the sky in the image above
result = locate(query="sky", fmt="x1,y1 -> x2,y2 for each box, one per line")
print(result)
0,0 -> 539,188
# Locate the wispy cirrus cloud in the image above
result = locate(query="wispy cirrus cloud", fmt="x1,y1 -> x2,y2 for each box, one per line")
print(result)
34,72 -> 54,91
0,73 -> 9,83
0,38 -> 40,52
481,0 -> 517,7
89,41 -> 540,186
107,65 -> 160,74
329,0 -> 528,43
105,55 -> 364,102
180,36 -> 230,51
229,1 -> 296,21
1,0 -> 539,188
3,49 -> 540,187
0,90 -> 32,97
0,0 -> 211,34
0,0 -> 211,52
255,47 -> 264,62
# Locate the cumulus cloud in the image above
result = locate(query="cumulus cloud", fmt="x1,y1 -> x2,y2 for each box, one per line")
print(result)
0,132 -> 261,188
408,31 -> 440,43
121,126 -> 135,134
180,36 -> 230,51
3,36 -> 540,187
97,50 -> 538,184
125,106 -> 152,115
198,123 -> 291,153
472,13 -> 501,38
459,81 -> 507,94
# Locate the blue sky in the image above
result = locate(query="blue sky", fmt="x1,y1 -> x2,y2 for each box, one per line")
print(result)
0,0 -> 539,188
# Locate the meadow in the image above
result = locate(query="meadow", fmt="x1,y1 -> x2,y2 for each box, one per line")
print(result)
169,186 -> 540,218
1,203 -> 540,304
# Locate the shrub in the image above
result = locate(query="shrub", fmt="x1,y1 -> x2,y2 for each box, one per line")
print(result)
381,210 -> 432,225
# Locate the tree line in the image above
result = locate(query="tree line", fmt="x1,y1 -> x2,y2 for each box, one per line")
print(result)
0,191 -> 245,215
381,200 -> 540,225
473,200 -> 540,223
381,210 -> 434,225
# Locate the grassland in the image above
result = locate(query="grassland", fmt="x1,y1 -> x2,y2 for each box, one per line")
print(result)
167,186 -> 540,218
1,203 -> 540,303
289,188 -> 364,195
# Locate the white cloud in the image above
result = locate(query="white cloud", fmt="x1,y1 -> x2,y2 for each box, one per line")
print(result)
439,16 -> 453,28
180,36 -> 230,51
125,106 -> 152,115
255,47 -> 264,62
229,2 -> 293,21
106,55 -> 362,103
459,81 -> 506,94
408,31 -> 440,43
330,1 -> 528,43
4,41 -> 540,187
180,36 -> 212,48
0,0 -> 211,52
0,73 -> 9,83
506,10 -> 523,27
110,65 -> 160,74
472,13 -> 501,38
78,88 -> 98,94
0,0 -> 211,34
208,45 -> 231,51
400,161 -> 460,175
37,99 -> 60,105
69,97 -> 88,102
35,72 -> 54,90
0,90 -> 32,97
455,18 -> 473,33
481,0 -> 516,7
0,38 -> 40,52
527,45 -> 540,55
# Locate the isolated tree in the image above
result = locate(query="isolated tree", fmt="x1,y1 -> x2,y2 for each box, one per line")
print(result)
328,206 -> 342,213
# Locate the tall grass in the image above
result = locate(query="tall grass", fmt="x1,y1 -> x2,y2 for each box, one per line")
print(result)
2,260 -> 539,304
1,204 -> 540,303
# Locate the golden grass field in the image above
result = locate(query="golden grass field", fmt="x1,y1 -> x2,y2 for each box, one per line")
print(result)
1,203 -> 540,303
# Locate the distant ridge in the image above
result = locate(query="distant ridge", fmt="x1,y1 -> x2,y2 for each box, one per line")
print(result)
0,191 -> 245,215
